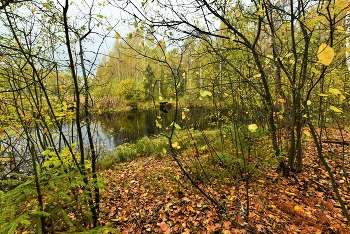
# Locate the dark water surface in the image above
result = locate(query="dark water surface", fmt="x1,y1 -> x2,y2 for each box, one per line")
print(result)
1,107 -> 252,178
93,107 -> 222,150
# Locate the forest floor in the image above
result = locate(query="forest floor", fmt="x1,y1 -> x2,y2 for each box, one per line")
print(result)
98,133 -> 350,233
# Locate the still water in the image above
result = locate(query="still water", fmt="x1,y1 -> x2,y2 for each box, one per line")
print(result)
0,107 -> 259,179
92,107 -> 220,150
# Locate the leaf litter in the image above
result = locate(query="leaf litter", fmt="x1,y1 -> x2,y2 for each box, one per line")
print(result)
99,129 -> 350,233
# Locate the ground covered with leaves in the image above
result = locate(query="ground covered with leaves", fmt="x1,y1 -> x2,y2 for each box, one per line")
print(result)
99,139 -> 350,233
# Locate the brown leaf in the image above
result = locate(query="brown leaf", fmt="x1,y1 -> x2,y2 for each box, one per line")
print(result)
223,221 -> 231,229
159,222 -> 170,234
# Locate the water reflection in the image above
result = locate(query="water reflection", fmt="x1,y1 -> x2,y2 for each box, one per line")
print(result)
93,107 -> 218,150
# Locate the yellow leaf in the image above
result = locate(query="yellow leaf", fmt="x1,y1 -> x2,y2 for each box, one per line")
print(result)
187,205 -> 195,212
303,130 -> 311,137
336,26 -> 345,32
248,124 -> 258,132
311,67 -> 320,74
294,205 -> 303,212
318,93 -> 328,97
285,191 -> 296,196
253,73 -> 261,78
155,120 -> 162,128
172,142 -> 181,149
257,3 -> 264,17
329,88 -> 342,95
330,105 -> 342,113
317,43 -> 334,66
307,100 -> 312,105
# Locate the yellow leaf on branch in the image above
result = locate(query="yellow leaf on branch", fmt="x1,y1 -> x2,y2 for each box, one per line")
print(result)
317,43 -> 334,66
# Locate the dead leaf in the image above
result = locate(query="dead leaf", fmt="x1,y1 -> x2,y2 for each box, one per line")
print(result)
158,222 -> 171,234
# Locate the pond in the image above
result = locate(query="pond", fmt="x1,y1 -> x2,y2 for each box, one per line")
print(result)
92,107 -> 228,150
0,106 -> 263,179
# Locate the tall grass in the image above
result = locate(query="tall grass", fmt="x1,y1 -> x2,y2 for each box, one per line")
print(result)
98,136 -> 168,169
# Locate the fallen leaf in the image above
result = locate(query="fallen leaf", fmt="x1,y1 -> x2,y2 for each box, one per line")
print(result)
294,205 -> 303,212
158,222 -> 171,234
223,221 -> 231,229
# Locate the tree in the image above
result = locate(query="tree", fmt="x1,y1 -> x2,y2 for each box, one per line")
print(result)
110,0 -> 350,224
0,0 -> 119,232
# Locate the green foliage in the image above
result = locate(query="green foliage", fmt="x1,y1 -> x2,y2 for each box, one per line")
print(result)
0,181 -> 35,233
144,64 -> 156,101
0,164 -> 105,233
99,136 -> 168,167
115,78 -> 146,101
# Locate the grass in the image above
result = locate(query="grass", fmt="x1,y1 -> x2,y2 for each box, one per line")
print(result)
98,124 -> 273,186
98,135 -> 169,169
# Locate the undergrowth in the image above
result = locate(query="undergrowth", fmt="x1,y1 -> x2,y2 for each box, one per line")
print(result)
0,167 -> 118,233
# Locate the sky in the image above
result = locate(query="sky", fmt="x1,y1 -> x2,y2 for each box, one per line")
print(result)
0,0 -> 224,75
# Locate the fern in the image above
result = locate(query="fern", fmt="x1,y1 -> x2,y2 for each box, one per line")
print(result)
0,213 -> 31,234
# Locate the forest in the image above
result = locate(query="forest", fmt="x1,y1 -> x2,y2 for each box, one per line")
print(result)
0,0 -> 350,233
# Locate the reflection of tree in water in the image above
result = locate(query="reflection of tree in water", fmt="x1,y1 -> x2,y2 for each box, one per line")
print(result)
93,107 -> 258,149
95,110 -> 162,146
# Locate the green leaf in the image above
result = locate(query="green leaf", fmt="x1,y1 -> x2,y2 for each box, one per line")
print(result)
174,123 -> 181,129
248,124 -> 258,132
200,90 -> 212,97
42,149 -> 51,156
